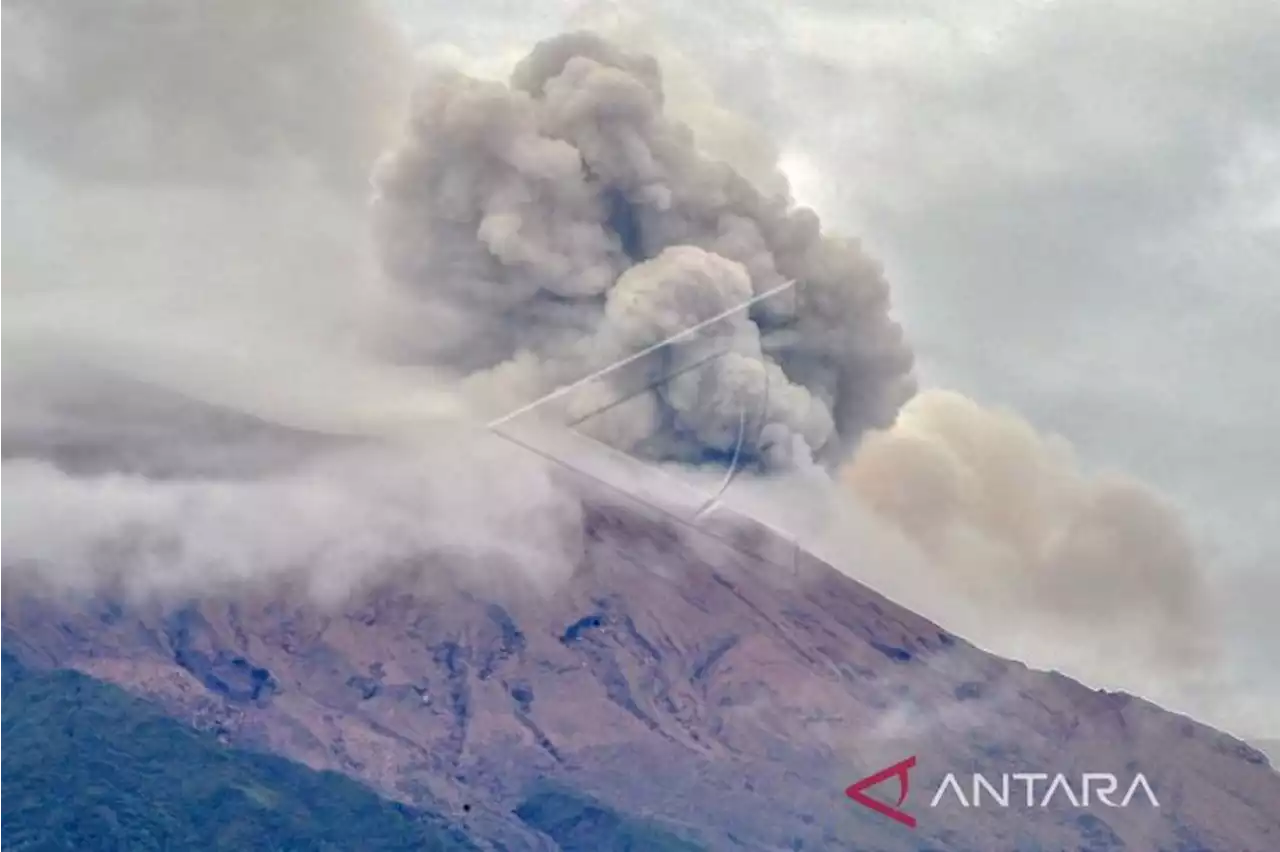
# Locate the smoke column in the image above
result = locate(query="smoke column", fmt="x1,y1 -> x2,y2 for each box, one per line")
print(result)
371,32 -> 916,472
369,30 -> 1215,685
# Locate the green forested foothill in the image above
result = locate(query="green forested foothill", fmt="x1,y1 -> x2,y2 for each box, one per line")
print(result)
0,653 -> 476,851
514,782 -> 706,851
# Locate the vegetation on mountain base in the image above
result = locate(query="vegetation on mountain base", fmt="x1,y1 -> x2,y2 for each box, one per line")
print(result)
514,781 -> 706,851
1,652 -> 476,851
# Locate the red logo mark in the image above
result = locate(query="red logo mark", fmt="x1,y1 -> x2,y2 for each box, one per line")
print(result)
845,755 -> 917,828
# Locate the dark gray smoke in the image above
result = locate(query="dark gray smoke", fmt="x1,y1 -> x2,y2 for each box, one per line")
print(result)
372,32 -> 917,472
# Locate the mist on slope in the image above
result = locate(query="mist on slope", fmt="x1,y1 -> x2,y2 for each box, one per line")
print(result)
0,0 -> 584,602
0,2 -> 1251,737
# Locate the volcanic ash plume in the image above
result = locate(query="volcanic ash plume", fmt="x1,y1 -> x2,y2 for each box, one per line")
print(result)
843,390 -> 1216,683
371,32 -> 917,472
366,31 -> 1213,708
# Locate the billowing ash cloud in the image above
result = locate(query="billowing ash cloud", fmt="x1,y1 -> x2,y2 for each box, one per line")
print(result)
371,32 -> 916,472
842,390 -> 1216,680
365,15 -> 1223,719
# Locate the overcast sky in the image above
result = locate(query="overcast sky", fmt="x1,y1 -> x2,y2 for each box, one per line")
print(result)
389,0 -> 1279,714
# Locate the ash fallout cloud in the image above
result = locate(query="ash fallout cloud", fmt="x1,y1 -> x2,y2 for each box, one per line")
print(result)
372,32 -> 916,472
369,30 -> 1214,695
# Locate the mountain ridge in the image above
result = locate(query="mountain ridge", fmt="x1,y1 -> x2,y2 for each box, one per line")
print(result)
4,491 -> 1277,851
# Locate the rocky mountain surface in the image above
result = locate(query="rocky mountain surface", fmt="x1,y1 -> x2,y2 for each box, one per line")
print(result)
4,491 -> 1278,851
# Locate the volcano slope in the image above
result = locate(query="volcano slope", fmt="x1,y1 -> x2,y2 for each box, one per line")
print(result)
4,482 -> 1278,852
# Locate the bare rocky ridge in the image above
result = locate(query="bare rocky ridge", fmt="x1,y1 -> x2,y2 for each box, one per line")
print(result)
4,491 -> 1278,851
